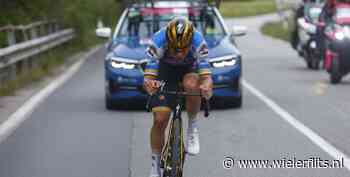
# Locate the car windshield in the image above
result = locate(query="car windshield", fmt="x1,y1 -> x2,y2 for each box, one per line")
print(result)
116,7 -> 226,39
336,8 -> 350,19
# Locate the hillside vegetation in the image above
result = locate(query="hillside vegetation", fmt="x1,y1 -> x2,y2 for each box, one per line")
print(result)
0,0 -> 122,48
220,0 -> 277,17
0,0 -> 122,95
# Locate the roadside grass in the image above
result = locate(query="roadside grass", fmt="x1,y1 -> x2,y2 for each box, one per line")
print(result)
220,0 -> 277,17
261,20 -> 291,42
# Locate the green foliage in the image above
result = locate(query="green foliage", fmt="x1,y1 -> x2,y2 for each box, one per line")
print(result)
63,0 -> 120,48
261,21 -> 291,42
220,0 -> 277,17
0,0 -> 121,96
0,0 -> 121,48
0,0 -> 63,25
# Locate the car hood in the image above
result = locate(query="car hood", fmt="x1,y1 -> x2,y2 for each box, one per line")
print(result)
110,36 -> 241,60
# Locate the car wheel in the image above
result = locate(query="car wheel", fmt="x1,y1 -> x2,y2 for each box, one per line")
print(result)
330,58 -> 342,84
213,91 -> 243,109
105,94 -> 114,110
233,80 -> 243,108
212,95 -> 242,109
228,95 -> 242,108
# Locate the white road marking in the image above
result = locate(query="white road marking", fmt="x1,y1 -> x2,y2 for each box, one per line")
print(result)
0,46 -> 101,144
314,81 -> 328,96
243,79 -> 350,171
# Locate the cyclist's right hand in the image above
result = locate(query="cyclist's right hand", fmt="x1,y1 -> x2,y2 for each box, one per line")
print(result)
143,79 -> 160,95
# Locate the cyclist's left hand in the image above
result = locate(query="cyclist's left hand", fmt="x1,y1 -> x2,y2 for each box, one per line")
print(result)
199,83 -> 213,100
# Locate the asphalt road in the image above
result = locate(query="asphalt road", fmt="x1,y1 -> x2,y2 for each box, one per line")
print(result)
1,14 -> 350,177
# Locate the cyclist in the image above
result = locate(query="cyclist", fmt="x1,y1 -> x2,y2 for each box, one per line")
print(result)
143,16 -> 213,177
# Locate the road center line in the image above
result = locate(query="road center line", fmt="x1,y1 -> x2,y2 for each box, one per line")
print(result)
242,79 -> 350,171
0,46 -> 100,144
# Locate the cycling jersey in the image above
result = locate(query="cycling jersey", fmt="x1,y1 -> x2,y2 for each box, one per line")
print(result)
144,28 -> 211,79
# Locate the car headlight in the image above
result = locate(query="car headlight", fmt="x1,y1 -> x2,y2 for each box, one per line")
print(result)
212,60 -> 237,68
335,32 -> 345,40
108,57 -> 137,69
111,61 -> 136,69
209,55 -> 239,68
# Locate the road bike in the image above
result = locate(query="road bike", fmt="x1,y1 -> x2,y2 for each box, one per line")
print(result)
146,83 -> 210,177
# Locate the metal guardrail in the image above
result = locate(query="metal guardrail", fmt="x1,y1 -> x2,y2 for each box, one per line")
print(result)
0,29 -> 74,68
0,21 -> 75,87
0,20 -> 61,47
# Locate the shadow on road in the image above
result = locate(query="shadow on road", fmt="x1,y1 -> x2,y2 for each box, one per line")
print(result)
106,101 -> 241,112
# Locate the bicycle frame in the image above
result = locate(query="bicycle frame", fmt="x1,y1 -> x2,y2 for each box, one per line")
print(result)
159,92 -> 187,177
146,82 -> 210,177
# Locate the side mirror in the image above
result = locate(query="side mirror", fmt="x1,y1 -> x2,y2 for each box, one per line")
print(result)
96,27 -> 112,38
231,25 -> 248,37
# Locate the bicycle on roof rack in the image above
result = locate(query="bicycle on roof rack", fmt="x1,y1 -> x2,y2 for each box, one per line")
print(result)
126,0 -> 222,8
146,81 -> 210,177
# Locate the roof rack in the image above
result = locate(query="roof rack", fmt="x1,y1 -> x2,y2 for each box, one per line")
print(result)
126,0 -> 221,9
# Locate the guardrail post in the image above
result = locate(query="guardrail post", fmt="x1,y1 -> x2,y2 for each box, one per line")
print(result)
40,24 -> 46,37
0,69 -> 6,88
7,30 -> 16,46
54,23 -> 60,32
8,64 -> 17,82
20,57 -> 30,75
30,27 -> 38,39
22,29 -> 29,41
31,55 -> 40,71
48,23 -> 54,34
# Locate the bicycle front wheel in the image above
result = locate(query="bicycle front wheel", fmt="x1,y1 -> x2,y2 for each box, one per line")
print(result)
169,118 -> 185,177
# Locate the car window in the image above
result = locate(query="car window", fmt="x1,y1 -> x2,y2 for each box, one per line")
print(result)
115,7 -> 225,39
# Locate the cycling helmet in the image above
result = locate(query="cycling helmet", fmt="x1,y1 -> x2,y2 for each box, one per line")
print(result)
166,16 -> 194,51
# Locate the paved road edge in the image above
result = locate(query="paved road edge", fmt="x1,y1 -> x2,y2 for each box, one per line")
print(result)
0,45 -> 102,144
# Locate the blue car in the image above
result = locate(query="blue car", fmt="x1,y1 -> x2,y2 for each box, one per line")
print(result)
96,1 -> 247,109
